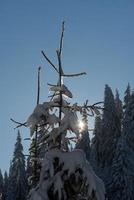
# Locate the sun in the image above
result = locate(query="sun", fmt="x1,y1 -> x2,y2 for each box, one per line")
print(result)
78,120 -> 85,132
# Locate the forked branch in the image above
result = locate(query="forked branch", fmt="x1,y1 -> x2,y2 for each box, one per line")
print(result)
41,51 -> 59,73
10,118 -> 27,129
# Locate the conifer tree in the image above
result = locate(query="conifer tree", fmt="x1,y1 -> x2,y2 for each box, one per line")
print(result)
122,84 -> 131,136
0,169 -> 3,200
123,83 -> 131,112
125,92 -> 134,151
101,84 -> 118,166
7,162 -> 14,200
115,89 -> 123,134
107,85 -> 133,199
7,131 -> 28,200
3,171 -> 8,200
91,116 -> 103,167
108,135 -> 133,200
124,92 -> 134,195
26,156 -> 33,192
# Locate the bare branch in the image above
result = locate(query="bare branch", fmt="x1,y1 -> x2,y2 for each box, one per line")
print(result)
85,100 -> 88,106
92,101 -> 104,106
47,83 -> 57,87
63,72 -> 86,77
24,138 -> 31,140
37,67 -> 41,105
41,51 -> 59,73
87,108 -> 94,116
90,105 -> 104,110
10,118 -> 27,129
59,21 -> 65,56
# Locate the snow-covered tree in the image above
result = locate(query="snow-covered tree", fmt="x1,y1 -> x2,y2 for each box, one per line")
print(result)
27,138 -> 41,187
0,169 -> 4,199
123,91 -> 134,195
24,22 -> 105,200
125,92 -> 134,151
7,162 -> 14,200
3,171 -> 8,200
122,84 -> 131,136
105,85 -> 133,199
7,131 -> 28,200
115,89 -> 123,134
101,85 -> 119,167
91,116 -> 103,168
123,83 -> 131,112
108,135 -> 133,200
26,156 -> 33,193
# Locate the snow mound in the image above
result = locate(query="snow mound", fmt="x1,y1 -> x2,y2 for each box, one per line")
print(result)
29,149 -> 105,200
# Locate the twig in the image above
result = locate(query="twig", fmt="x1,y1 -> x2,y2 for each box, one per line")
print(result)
24,138 -> 31,140
37,67 -> 41,105
41,51 -> 59,73
10,118 -> 27,128
63,72 -> 86,77
92,101 -> 104,106
90,105 -> 104,110
47,83 -> 57,87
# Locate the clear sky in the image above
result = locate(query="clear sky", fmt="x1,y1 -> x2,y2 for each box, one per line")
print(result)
0,0 -> 134,172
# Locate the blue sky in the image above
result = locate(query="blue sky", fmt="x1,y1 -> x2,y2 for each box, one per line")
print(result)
0,0 -> 134,172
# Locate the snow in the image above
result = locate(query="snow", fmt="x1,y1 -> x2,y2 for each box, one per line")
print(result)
49,84 -> 73,98
27,103 -> 49,135
30,148 -> 105,200
27,102 -> 60,135
27,78 -> 105,200
60,109 -> 79,134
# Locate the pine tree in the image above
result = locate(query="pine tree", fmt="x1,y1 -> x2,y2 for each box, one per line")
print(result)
7,131 -> 28,200
107,85 -> 133,199
124,92 -> 134,196
122,84 -> 131,136
0,169 -> 3,200
123,83 -> 131,112
91,116 -> 103,168
7,162 -> 14,200
108,135 -> 133,200
101,85 -> 119,166
3,171 -> 8,200
125,92 -> 134,151
115,89 -> 123,134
